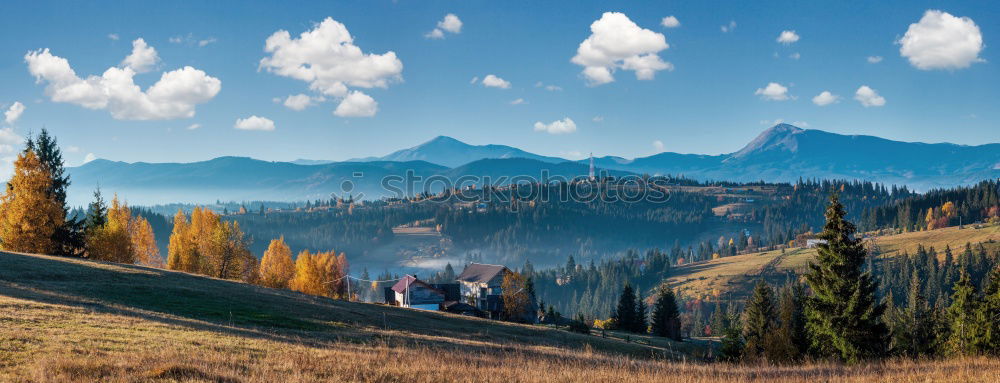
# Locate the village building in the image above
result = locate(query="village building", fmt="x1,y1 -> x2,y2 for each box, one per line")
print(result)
456,263 -> 512,320
384,275 -> 468,313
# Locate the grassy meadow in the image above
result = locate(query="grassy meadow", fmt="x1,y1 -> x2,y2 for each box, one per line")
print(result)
2,226 -> 999,382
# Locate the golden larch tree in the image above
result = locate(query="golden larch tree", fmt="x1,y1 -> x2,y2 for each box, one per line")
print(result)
86,194 -> 135,263
259,236 -> 294,288
290,250 -> 325,296
167,210 -> 198,272
130,215 -> 161,267
0,151 -> 64,254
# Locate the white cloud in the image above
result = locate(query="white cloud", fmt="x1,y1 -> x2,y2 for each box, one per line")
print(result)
24,45 -> 220,120
260,17 -> 402,117
4,102 -> 25,125
854,85 -> 886,107
425,13 -> 462,39
509,98 -> 526,105
812,91 -> 839,106
481,74 -> 511,89
535,82 -> 562,91
469,76 -> 479,84
755,82 -> 790,101
169,36 -> 183,44
121,38 -> 159,73
898,10 -> 984,70
867,55 -> 883,63
592,116 -> 604,122
234,115 -> 276,131
721,20 -> 737,33
107,33 -> 119,41
652,140 -> 665,151
186,123 -> 201,130
661,16 -> 680,28
198,38 -> 217,47
83,153 -> 97,163
0,127 -> 23,150
789,52 -> 801,60
572,12 -> 672,86
283,93 -> 319,111
777,30 -> 800,44
533,117 -> 577,134
333,91 -> 377,117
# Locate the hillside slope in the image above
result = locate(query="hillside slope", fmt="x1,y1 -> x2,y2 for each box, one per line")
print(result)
668,224 -> 1000,301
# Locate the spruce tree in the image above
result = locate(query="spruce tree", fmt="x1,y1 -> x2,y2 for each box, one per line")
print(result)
742,280 -> 777,360
982,266 -> 1000,354
85,187 -> 108,231
804,193 -> 888,363
635,292 -> 649,333
651,284 -> 681,340
946,271 -> 983,355
775,283 -> 808,361
899,273 -> 937,357
613,283 -> 637,332
25,129 -> 81,256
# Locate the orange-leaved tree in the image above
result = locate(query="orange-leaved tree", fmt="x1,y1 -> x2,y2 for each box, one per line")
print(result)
0,151 -> 64,254
258,236 -> 294,288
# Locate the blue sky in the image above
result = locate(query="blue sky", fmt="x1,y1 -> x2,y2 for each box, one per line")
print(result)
0,0 -> 997,174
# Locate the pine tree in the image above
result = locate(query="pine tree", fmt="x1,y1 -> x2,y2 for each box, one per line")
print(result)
259,236 -> 295,288
612,283 -> 638,332
0,151 -> 64,254
946,271 -> 983,356
896,273 -> 937,357
25,129 -> 80,256
650,284 -> 681,340
635,292 -> 649,334
742,280 -> 777,361
804,193 -> 888,363
982,266 -> 1000,354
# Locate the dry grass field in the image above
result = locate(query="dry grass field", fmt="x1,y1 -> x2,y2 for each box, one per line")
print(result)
3,249 -> 1000,382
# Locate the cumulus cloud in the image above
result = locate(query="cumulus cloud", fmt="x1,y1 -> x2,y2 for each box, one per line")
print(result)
25,43 -> 220,120
777,30 -> 800,44
854,85 -> 886,107
571,12 -> 672,86
661,16 -> 680,28
509,98 -> 526,105
4,102 -> 25,125
426,13 -> 462,39
481,74 -> 511,89
533,117 -> 577,134
867,55 -> 883,63
652,140 -> 665,151
812,91 -> 839,106
721,20 -> 737,33
898,10 -> 984,70
121,38 -> 160,73
755,82 -> 791,101
282,93 -> 323,111
333,91 -> 377,117
260,17 -> 402,117
234,115 -> 276,131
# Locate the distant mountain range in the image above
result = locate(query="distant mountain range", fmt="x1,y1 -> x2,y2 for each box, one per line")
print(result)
65,124 -> 1000,205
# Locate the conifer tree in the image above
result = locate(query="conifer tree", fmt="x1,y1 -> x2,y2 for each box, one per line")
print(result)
85,187 -> 107,232
86,195 -> 135,263
166,210 -> 198,272
946,271 -> 983,356
290,250 -> 324,296
635,292 -> 649,333
773,283 -> 807,361
896,273 -> 937,357
982,266 -> 1000,354
804,193 -> 887,363
743,280 -> 777,361
24,129 -> 80,255
0,151 -> 64,254
130,216 -> 161,267
651,284 -> 681,340
259,236 -> 295,289
613,283 -> 638,332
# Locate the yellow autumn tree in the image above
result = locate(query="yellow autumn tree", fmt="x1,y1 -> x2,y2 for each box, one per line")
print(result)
258,236 -> 294,288
167,209 -> 198,272
0,151 -> 64,254
87,195 -> 135,263
130,216 -> 161,267
290,250 -> 325,296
